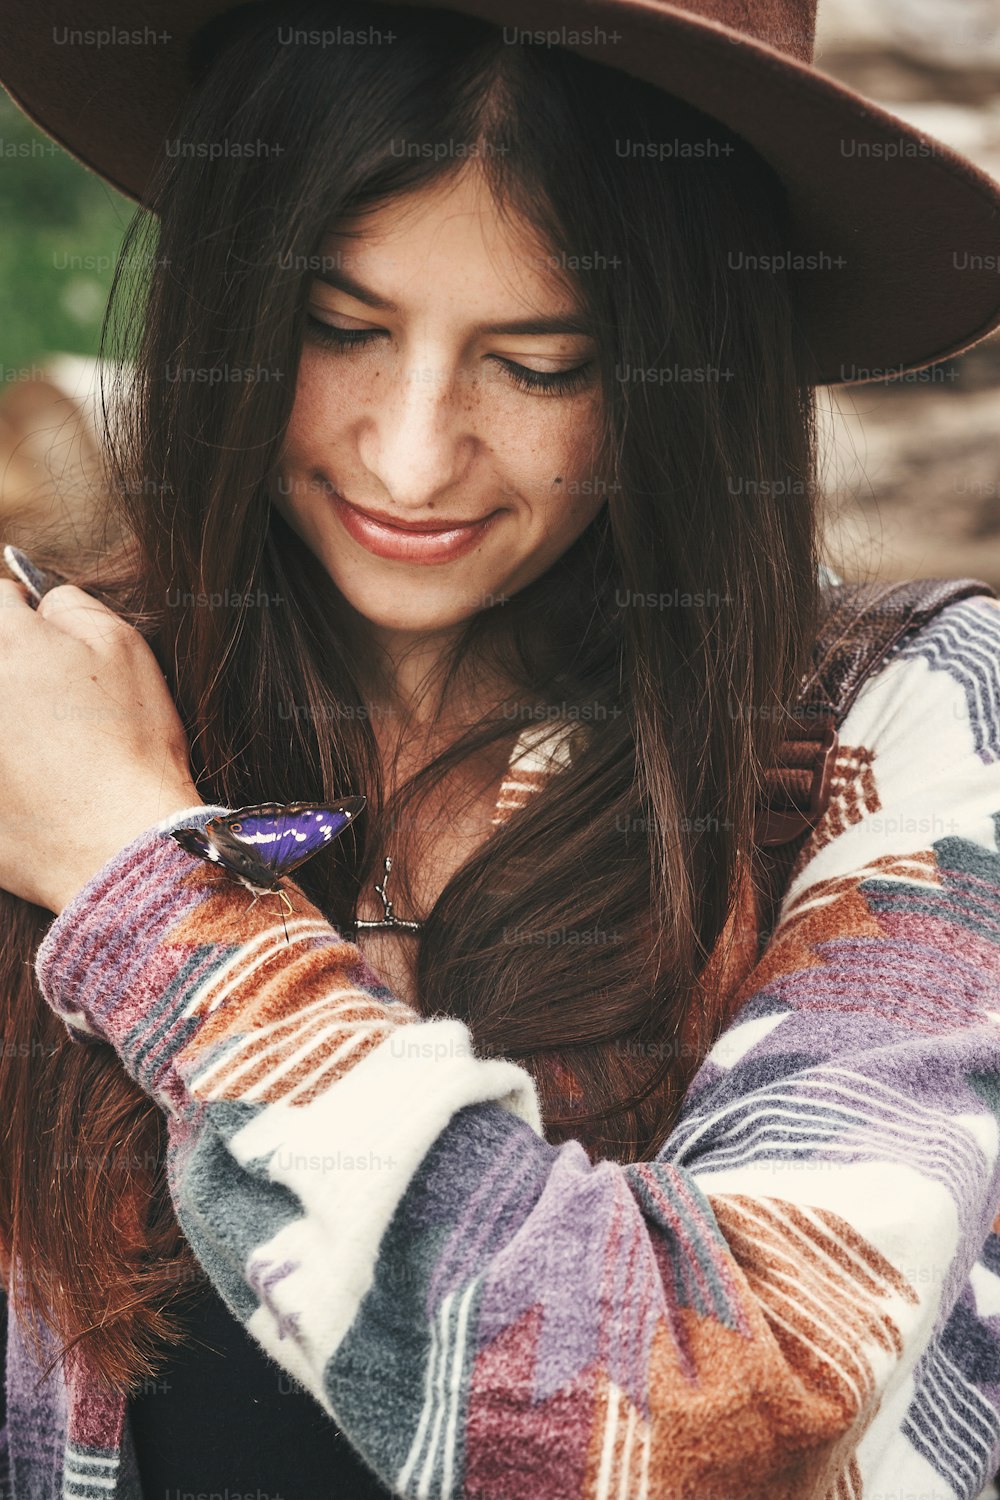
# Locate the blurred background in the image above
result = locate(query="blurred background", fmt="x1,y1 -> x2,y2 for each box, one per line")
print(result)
2,0 -> 1000,580
815,0 -> 1000,584
0,83 -> 135,562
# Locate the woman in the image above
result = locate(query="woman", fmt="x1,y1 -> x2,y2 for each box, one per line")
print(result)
1,0 -> 1000,1496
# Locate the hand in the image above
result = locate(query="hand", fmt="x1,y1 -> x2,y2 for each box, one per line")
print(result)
0,580 -> 203,913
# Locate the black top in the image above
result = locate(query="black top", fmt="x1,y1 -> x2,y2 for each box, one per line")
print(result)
128,1277 -> 395,1499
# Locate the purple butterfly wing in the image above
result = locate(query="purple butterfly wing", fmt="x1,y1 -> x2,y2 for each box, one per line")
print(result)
171,799 -> 365,887
218,799 -> 365,877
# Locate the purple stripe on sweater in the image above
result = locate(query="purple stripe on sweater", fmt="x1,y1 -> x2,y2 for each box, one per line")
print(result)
429,1127 -> 542,1312
769,937 -> 999,1037
477,1144 -> 619,1401
5,1265 -> 68,1500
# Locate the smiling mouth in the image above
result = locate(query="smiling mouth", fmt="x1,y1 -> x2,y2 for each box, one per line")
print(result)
349,505 -> 492,533
319,478 -> 497,533
322,481 -> 504,565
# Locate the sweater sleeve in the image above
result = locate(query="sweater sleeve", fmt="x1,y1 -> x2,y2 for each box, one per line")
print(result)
0,1287 -> 8,1500
34,595 -> 1000,1500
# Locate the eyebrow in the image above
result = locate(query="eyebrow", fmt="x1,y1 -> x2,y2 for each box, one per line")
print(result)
313,268 -> 594,337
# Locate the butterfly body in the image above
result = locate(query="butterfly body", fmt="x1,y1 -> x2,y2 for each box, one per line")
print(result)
171,798 -> 366,935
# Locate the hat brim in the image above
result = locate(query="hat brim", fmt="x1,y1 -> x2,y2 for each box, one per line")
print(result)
3,0 -> 1000,386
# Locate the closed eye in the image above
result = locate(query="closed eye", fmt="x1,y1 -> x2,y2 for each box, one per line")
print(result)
304,315 -> 594,396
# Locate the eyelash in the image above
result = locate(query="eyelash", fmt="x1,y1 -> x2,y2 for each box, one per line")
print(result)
304,315 -> 593,396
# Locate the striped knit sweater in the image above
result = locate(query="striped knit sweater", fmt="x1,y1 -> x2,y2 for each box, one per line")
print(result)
5,592 -> 1000,1499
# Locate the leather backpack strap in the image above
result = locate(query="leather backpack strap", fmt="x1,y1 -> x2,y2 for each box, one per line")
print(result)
751,575 -> 997,951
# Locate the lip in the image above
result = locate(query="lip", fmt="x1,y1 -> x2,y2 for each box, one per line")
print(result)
344,498 -> 485,533
328,489 -> 501,563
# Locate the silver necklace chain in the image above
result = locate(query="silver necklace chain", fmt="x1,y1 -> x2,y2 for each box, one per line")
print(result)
352,854 -> 425,935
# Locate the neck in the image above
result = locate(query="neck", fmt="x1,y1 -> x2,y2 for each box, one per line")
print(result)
339,610 -> 523,808
367,622 -> 463,732
354,618 -> 513,766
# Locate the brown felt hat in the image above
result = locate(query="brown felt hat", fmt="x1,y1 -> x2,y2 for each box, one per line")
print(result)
3,0 -> 1000,386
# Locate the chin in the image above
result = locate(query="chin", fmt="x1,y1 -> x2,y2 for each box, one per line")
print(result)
336,583 -> 499,635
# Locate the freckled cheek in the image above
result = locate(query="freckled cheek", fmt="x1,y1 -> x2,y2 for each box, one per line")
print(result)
283,356 -> 356,462
283,355 -> 602,503
512,398 -> 604,532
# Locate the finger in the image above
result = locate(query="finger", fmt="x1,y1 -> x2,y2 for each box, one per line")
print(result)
34,583 -> 129,647
0,577 -> 37,619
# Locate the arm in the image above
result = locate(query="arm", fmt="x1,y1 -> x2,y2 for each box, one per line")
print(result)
34,596 -> 1000,1500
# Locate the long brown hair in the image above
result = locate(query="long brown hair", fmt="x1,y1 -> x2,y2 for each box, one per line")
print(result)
0,0 -> 819,1389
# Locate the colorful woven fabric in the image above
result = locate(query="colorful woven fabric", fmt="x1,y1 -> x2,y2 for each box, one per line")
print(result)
6,594 -> 1000,1498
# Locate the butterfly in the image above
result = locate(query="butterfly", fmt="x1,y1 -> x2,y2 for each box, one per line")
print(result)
171,798 -> 366,942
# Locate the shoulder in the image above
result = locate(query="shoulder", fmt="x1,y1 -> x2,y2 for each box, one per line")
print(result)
781,590 -> 1000,903
849,591 -> 1000,764
886,590 -> 1000,677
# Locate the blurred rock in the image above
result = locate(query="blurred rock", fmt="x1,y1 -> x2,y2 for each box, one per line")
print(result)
0,354 -> 120,562
817,0 -> 1000,88
812,0 -> 1000,586
819,382 -> 1000,584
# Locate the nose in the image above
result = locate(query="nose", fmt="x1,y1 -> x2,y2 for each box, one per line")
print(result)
355,348 -> 476,516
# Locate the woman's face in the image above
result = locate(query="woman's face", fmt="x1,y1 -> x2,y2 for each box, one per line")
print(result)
273,165 -> 606,644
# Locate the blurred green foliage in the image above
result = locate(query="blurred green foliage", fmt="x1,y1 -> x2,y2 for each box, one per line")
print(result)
0,89 -> 141,380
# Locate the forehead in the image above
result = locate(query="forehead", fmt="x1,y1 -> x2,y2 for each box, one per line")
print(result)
318,165 -> 580,318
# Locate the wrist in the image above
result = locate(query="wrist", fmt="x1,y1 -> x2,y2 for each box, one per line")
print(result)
45,780 -> 209,914
35,797 -> 233,1060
